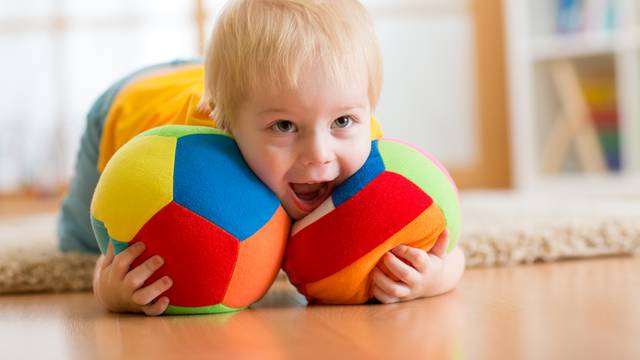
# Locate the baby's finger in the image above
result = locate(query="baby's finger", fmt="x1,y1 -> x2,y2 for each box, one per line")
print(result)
429,230 -> 449,258
123,255 -> 165,290
371,266 -> 411,299
111,242 -> 146,279
382,249 -> 427,286
141,296 -> 170,316
131,276 -> 173,306
370,282 -> 399,304
101,240 -> 116,269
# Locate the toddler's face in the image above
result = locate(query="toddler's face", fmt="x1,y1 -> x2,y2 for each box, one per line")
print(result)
231,66 -> 372,220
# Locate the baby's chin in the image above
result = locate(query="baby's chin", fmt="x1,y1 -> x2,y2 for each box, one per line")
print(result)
280,194 -> 327,221
284,206 -> 306,221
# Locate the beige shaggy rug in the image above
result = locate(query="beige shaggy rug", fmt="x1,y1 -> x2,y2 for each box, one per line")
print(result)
1,191 -> 639,294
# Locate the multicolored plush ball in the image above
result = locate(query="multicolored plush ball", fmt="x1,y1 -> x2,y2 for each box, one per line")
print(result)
90,125 -> 290,314
283,138 -> 460,304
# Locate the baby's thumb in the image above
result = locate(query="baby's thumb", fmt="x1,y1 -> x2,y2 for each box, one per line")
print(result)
429,230 -> 449,258
102,240 -> 115,268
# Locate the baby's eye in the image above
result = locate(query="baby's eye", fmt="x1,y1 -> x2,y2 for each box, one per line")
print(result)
272,120 -> 297,133
332,116 -> 352,129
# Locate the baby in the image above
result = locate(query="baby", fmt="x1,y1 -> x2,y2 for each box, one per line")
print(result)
59,0 -> 465,315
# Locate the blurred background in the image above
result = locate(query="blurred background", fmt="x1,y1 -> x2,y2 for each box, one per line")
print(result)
1,0 -> 639,208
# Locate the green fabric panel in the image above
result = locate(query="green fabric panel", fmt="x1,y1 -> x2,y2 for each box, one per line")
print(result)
164,303 -> 244,315
140,125 -> 233,139
378,141 -> 461,252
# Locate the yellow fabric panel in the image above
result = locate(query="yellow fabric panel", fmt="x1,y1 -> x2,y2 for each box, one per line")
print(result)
370,115 -> 383,140
91,135 -> 176,243
98,64 -> 215,172
304,204 -> 446,304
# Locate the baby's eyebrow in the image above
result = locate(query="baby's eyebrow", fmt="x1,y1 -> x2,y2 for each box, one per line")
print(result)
258,105 -> 365,116
335,105 -> 365,113
258,108 -> 288,116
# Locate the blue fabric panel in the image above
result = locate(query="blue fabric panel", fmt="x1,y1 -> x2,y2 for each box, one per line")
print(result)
173,134 -> 280,241
90,216 -> 129,255
111,239 -> 129,255
57,58 -> 202,254
332,140 -> 385,208
90,217 -> 111,255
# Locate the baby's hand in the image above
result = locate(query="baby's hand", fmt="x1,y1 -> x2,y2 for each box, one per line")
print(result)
370,232 -> 450,304
93,240 -> 173,316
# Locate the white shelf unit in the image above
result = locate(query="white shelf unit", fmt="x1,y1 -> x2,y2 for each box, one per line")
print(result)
504,0 -> 640,193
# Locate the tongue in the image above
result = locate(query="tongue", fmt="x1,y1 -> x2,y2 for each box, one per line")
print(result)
291,182 -> 325,195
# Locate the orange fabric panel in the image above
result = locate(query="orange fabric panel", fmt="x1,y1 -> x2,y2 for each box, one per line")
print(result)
222,207 -> 291,308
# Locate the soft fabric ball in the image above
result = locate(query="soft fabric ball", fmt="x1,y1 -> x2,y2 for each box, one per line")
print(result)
283,138 -> 460,304
90,125 -> 290,314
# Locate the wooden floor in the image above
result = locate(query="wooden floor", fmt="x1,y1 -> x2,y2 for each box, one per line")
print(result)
1,255 -> 638,359
0,193 -> 64,218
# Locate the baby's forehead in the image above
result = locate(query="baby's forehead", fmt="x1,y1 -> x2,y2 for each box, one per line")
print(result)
254,67 -> 367,93
246,83 -> 369,116
251,69 -> 367,101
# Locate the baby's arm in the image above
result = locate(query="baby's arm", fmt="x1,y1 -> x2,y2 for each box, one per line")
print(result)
93,241 -> 173,315
370,233 -> 465,304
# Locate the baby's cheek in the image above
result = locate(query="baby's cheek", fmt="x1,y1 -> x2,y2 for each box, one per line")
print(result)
344,147 -> 369,176
247,160 -> 281,191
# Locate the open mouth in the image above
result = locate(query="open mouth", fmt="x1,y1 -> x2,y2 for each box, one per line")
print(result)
289,181 -> 334,213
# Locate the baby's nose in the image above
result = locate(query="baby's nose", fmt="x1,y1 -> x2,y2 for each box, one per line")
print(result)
304,158 -> 331,167
302,134 -> 335,167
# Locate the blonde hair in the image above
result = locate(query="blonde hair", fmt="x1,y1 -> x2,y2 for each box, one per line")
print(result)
199,0 -> 383,130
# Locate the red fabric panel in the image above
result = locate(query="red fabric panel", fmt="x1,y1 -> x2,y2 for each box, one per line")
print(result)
130,201 -> 239,307
283,171 -> 433,286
